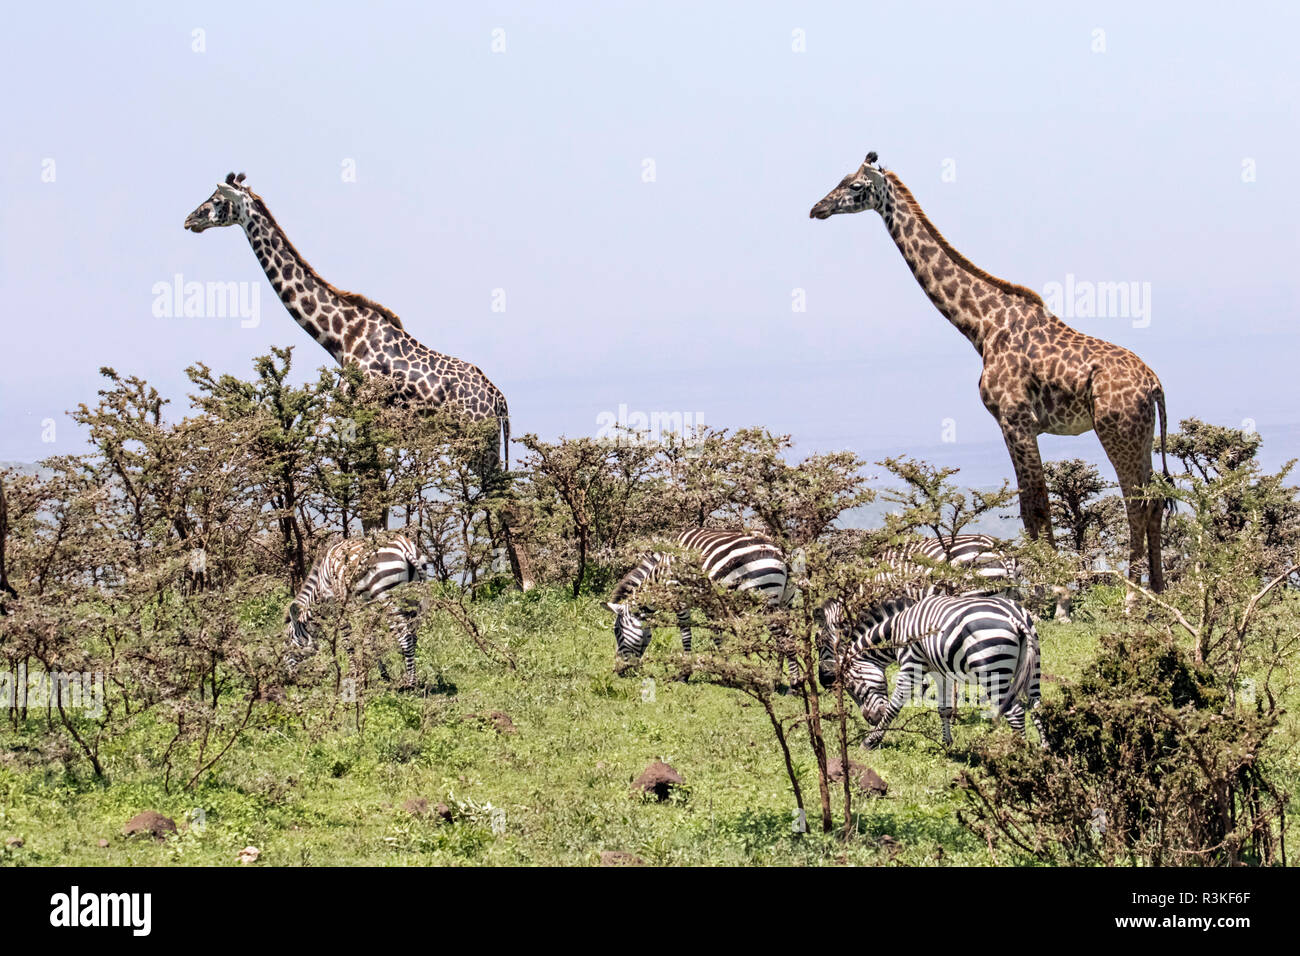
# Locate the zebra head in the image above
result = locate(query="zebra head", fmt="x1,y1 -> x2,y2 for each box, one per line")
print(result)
813,598 -> 846,689
846,657 -> 889,725
283,600 -> 314,668
605,601 -> 650,660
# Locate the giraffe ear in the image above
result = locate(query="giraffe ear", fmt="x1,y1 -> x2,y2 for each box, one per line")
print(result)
216,182 -> 242,201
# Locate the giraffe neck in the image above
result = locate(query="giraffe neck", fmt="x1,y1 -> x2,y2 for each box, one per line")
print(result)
239,199 -> 389,365
878,173 -> 1047,354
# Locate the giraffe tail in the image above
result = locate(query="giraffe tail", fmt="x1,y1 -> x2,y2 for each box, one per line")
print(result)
501,407 -> 510,471
1154,386 -> 1176,514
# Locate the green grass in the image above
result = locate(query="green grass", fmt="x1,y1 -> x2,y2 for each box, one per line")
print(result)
2,586 -> 1296,866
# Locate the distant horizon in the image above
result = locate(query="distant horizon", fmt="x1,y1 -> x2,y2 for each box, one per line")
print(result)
3,2 -> 1297,488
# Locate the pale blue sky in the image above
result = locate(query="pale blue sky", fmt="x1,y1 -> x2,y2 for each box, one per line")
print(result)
2,1 -> 1297,483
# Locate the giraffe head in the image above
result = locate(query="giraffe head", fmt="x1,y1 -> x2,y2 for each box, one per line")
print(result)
184,172 -> 252,232
809,151 -> 888,220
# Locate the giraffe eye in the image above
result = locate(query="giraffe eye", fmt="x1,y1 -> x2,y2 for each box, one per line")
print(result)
850,183 -> 866,192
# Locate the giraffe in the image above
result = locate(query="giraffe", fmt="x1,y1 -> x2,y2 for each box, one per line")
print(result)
185,172 -> 533,589
810,152 -> 1171,594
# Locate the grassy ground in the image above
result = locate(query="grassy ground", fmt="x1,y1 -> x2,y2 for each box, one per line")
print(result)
2,586 -> 1296,866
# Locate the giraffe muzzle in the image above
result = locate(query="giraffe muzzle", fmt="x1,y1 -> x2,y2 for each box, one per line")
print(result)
809,202 -> 834,220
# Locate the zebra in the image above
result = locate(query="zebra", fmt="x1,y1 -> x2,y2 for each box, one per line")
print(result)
815,534 -> 1019,688
838,594 -> 1047,750
284,531 -> 433,687
604,528 -> 794,667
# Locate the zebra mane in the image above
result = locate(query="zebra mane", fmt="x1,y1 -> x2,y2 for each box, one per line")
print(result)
609,552 -> 670,604
853,594 -> 919,645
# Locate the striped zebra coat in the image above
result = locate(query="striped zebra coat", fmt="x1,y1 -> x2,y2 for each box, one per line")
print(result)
285,532 -> 432,687
816,534 -> 1018,688
604,528 -> 793,664
840,594 -> 1046,750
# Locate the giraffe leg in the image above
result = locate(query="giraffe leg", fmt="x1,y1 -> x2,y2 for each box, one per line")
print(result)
1096,422 -> 1155,607
1000,423 -> 1053,543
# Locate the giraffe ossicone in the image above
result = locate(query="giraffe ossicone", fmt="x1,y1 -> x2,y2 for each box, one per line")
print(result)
810,151 -> 1171,595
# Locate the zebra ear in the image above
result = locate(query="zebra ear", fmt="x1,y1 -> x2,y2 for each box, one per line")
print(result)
287,600 -> 301,621
604,602 -> 620,614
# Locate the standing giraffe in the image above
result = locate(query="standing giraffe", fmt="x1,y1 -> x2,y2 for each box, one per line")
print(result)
810,152 -> 1170,593
185,173 -> 533,589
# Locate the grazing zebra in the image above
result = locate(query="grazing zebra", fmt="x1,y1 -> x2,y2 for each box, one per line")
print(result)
604,528 -> 794,665
815,534 -> 1018,687
285,532 -> 432,687
838,594 -> 1047,750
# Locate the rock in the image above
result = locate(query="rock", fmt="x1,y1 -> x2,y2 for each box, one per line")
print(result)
123,811 -> 177,841
237,845 -> 261,865
97,839 -> 109,848
5,837 -> 22,848
632,761 -> 684,801
600,851 -> 645,866
857,767 -> 888,796
435,802 -> 453,823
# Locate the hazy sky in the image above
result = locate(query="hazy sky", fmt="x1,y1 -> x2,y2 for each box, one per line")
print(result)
2,1 -> 1297,484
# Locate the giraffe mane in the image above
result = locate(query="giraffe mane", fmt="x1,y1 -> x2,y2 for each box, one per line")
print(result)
247,194 -> 407,332
884,172 -> 1044,306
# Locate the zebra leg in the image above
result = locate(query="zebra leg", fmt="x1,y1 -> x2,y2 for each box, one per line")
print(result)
934,673 -> 956,748
1005,701 -> 1028,736
864,667 -> 917,750
372,629 -> 392,683
1029,697 -> 1048,749
384,597 -> 419,689
397,612 -> 418,689
676,607 -> 692,653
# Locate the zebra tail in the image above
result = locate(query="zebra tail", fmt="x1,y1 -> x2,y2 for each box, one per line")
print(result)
996,618 -> 1038,721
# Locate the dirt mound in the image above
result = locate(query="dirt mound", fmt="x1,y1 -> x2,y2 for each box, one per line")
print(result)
857,767 -> 888,796
633,761 -> 684,801
600,850 -> 645,866
402,797 -> 453,822
468,710 -> 517,735
122,811 -> 177,841
824,758 -> 887,796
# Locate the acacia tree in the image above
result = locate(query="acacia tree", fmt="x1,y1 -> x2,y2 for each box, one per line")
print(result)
0,473 -> 14,611
516,432 -> 663,596
1042,458 -> 1124,562
188,348 -> 322,588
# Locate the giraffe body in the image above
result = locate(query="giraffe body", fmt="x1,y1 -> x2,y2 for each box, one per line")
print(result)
811,155 -> 1169,592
